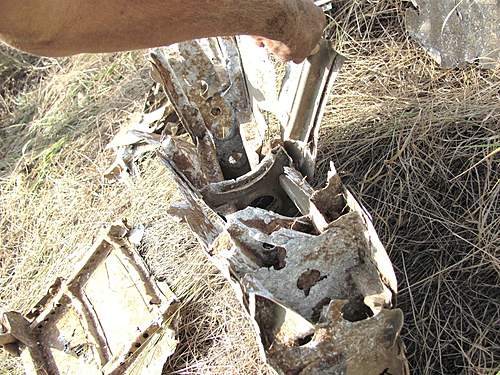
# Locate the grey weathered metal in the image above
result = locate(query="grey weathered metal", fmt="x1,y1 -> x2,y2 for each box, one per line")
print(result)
406,0 -> 499,68
152,36 -> 409,374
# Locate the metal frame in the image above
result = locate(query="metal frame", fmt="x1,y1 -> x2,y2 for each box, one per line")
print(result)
1,221 -> 177,375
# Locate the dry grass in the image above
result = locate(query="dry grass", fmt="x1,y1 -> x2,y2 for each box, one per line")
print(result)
1,50 -> 150,313
0,47 -> 267,374
1,1 -> 499,374
317,1 -> 499,374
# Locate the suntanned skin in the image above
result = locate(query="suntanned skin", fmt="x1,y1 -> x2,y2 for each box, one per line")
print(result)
0,0 -> 325,61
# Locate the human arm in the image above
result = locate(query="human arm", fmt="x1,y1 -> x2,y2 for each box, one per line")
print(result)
0,0 -> 325,60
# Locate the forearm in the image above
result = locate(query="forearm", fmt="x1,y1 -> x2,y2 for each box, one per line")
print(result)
0,0 -> 295,57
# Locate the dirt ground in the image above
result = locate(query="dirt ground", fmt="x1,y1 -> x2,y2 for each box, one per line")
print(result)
1,1 -> 498,374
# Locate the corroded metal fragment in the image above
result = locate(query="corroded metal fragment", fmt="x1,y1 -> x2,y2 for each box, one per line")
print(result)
166,158 -> 408,373
154,35 -> 407,374
281,163 -> 398,298
160,136 -> 210,190
151,39 -> 255,180
214,207 -> 392,321
150,51 -> 224,183
281,41 -> 345,178
1,221 -> 178,375
160,150 -> 225,249
279,165 -> 344,232
200,147 -> 297,216
406,0 -> 499,68
264,299 -> 409,375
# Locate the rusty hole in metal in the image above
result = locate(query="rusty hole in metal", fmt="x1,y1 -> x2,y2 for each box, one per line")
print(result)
271,246 -> 286,270
210,107 -> 222,116
250,195 -> 276,210
296,332 -> 314,346
134,343 -> 141,348
341,295 -> 373,322
311,297 -> 331,322
228,152 -> 243,165
257,244 -> 286,270
291,220 -> 318,235
297,269 -> 327,297
142,332 -> 149,339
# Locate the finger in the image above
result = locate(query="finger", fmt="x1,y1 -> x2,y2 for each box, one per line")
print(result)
292,43 -> 320,64
268,47 -> 293,62
262,40 -> 293,62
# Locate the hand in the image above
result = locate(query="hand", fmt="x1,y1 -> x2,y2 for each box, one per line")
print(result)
253,0 -> 325,63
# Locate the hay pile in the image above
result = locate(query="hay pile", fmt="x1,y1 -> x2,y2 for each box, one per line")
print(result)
0,1 -> 498,374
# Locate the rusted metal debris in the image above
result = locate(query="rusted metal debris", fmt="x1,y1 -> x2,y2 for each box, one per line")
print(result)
2,35 -> 410,374
152,36 -> 409,374
406,0 -> 499,68
1,221 -> 178,375
104,82 -> 181,184
281,40 -> 345,178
